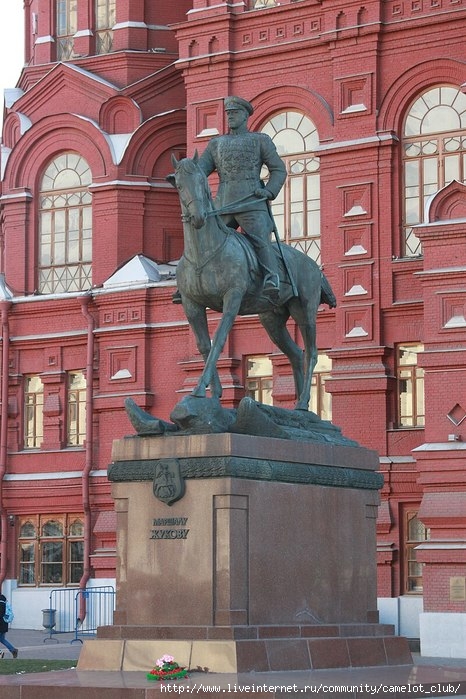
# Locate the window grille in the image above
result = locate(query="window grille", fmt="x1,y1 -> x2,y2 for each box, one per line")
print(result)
19,515 -> 84,586
261,112 -> 321,263
402,86 -> 466,257
39,153 -> 92,294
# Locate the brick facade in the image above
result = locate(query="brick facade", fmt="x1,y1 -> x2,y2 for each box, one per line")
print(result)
0,0 -> 465,649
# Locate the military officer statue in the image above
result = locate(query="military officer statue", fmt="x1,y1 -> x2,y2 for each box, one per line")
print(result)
173,96 -> 287,303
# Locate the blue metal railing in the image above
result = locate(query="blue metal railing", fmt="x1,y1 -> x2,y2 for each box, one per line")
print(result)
74,587 -> 115,641
44,586 -> 115,642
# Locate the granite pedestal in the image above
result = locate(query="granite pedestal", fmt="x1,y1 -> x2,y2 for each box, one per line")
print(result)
78,432 -> 412,673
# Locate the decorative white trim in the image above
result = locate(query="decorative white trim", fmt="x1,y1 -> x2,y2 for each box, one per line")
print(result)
35,35 -> 55,45
444,314 -> 466,328
113,21 -> 147,30
416,541 -> 466,550
10,329 -> 88,341
341,104 -> 367,114
106,134 -> 133,165
345,326 -> 368,338
66,64 -> 118,90
73,29 -> 93,38
111,368 -> 132,380
414,265 -> 466,275
345,284 -> 368,296
4,470 -> 108,481
187,2 -> 244,14
89,179 -> 150,189
316,133 -> 397,152
4,88 -> 24,108
197,128 -> 220,137
90,179 -> 172,190
345,244 -> 367,256
70,114 -> 132,165
95,319 -> 188,334
413,441 -> 466,451
0,146 -> 11,182
0,190 -> 33,202
345,205 -> 367,216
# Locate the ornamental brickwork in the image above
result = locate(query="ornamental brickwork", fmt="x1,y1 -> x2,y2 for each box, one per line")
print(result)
0,0 -> 465,653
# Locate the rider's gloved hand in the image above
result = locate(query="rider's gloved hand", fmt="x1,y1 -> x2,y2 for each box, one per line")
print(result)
254,188 -> 274,200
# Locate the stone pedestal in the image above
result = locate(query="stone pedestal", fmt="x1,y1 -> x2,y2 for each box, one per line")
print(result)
78,432 -> 412,672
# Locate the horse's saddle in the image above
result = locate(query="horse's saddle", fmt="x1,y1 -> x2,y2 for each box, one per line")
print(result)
231,229 -> 260,281
232,229 -> 288,285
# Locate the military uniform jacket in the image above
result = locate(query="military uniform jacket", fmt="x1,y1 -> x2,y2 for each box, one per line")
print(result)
198,131 -> 287,212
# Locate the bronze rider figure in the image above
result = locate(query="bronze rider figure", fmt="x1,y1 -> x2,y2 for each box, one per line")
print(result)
173,96 -> 287,303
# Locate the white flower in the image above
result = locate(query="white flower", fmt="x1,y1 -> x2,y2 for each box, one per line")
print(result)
156,654 -> 175,667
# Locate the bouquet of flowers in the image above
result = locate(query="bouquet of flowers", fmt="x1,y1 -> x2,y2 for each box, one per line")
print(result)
147,654 -> 189,681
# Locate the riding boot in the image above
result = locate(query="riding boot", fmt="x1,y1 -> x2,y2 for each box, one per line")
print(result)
256,245 -> 280,300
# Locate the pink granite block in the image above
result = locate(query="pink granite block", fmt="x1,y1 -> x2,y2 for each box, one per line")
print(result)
308,638 -> 351,669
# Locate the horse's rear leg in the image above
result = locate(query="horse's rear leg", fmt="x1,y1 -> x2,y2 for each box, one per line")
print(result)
182,299 -> 222,398
259,309 -> 305,402
294,320 -> 317,411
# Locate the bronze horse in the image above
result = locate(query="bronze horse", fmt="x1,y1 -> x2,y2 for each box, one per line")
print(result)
168,153 -> 336,411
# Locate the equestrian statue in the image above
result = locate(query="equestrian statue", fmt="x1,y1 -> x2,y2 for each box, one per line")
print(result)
167,96 -> 336,412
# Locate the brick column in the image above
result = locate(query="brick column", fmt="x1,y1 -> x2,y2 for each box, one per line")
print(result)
412,182 -> 466,658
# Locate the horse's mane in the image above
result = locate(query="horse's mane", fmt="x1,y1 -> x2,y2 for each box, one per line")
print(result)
176,158 -> 198,175
176,157 -> 214,207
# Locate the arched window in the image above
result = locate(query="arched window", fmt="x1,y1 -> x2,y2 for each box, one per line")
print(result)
402,86 -> 466,257
39,153 -> 92,294
261,112 -> 321,263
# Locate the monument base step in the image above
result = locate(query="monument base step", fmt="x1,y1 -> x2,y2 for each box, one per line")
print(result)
77,625 -> 412,672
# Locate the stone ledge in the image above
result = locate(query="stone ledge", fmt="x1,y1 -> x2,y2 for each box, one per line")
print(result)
108,455 -> 383,491
97,623 -> 396,641
111,432 -> 378,470
78,634 -> 412,673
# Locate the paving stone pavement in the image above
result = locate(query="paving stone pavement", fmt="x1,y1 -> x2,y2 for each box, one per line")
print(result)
1,628 -> 83,661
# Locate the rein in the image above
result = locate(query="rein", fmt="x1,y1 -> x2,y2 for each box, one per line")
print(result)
180,189 -> 232,274
177,165 -> 258,274
205,192 -> 260,218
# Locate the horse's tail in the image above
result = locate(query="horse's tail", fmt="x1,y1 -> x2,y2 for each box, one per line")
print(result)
320,272 -> 337,308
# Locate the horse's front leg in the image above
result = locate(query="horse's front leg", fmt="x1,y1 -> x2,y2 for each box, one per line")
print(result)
192,288 -> 244,399
182,299 -> 222,398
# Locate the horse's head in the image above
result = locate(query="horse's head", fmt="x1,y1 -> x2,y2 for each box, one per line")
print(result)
167,151 -> 211,229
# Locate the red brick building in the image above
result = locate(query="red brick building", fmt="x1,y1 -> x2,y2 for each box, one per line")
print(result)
0,0 -> 465,655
